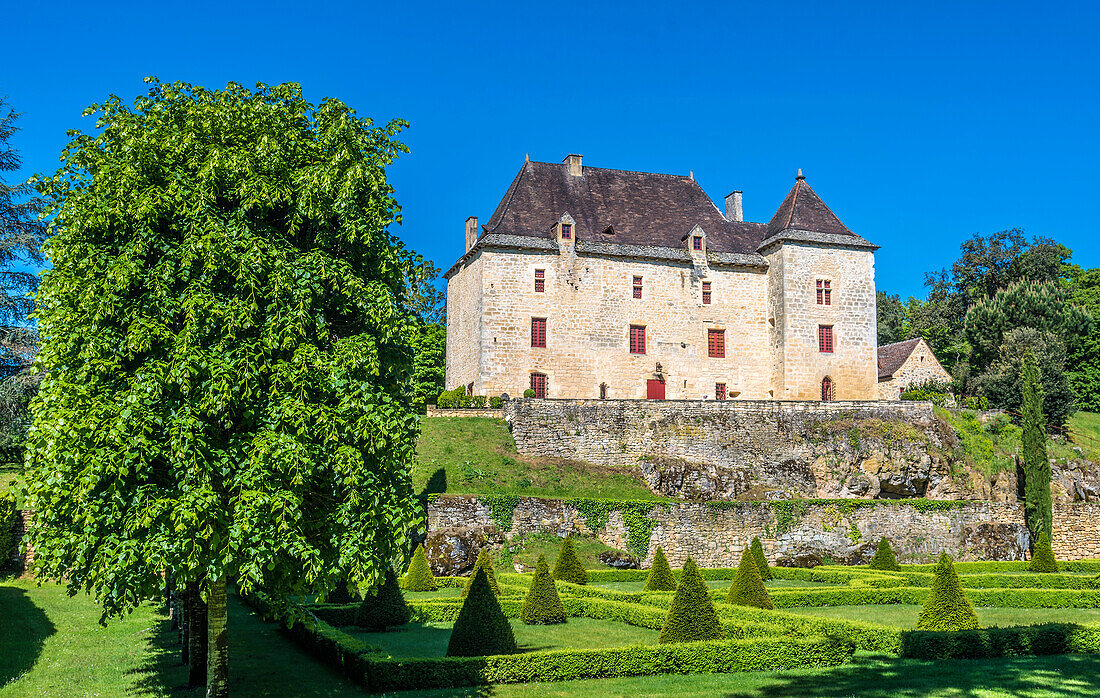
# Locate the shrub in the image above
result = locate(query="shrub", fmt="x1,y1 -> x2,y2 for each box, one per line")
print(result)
489,396 -> 503,409
643,546 -> 677,591
523,389 -> 536,398
470,395 -> 487,409
355,568 -> 411,630
325,578 -> 360,604
750,537 -> 773,581
462,549 -> 501,598
659,557 -> 724,643
1029,531 -> 1059,573
901,623 -> 1100,660
446,566 -> 517,657
726,547 -> 774,610
404,544 -> 439,591
521,555 -> 566,625
916,552 -> 979,631
551,536 -> 587,585
0,493 -> 15,569
869,537 -> 901,571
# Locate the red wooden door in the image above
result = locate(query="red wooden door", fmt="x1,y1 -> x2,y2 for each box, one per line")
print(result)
646,379 -> 665,400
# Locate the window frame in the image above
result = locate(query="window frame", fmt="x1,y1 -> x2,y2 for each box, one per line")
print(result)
632,275 -> 643,300
530,372 -> 548,398
707,328 -> 725,358
561,223 -> 572,240
818,325 -> 834,353
534,268 -> 545,293
816,279 -> 832,306
715,382 -> 727,400
531,317 -> 547,348
693,235 -> 703,251
629,325 -> 646,355
702,281 -> 711,305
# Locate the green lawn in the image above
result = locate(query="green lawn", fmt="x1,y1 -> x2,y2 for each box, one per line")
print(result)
786,603 -> 1100,628
502,532 -> 637,571
414,417 -> 662,500
344,617 -> 659,658
1069,411 -> 1100,460
592,578 -> 825,592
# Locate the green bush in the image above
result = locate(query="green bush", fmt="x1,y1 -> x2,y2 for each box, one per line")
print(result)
436,385 -> 470,409
446,566 -> 517,657
551,536 -> 587,586
659,557 -> 724,643
869,537 -> 901,572
964,396 -> 990,410
489,396 -> 504,409
643,546 -> 677,591
470,395 -> 487,408
750,537 -> 772,581
404,544 -> 439,591
325,578 -> 360,604
522,389 -> 536,398
462,549 -> 501,598
726,547 -> 774,610
916,552 -> 979,631
521,555 -> 566,625
355,568 -> 411,630
901,623 -> 1100,660
1029,531 -> 1059,573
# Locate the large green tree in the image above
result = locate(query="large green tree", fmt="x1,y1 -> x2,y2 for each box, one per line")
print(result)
1021,350 -> 1052,541
409,322 -> 445,412
22,80 -> 420,697
1068,266 -> 1100,411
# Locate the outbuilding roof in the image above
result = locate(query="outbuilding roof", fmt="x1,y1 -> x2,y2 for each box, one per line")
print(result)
877,338 -> 924,379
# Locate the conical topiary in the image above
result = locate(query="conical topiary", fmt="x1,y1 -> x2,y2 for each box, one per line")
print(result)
726,547 -> 774,610
355,568 -> 411,630
916,552 -> 979,631
403,544 -> 439,591
551,536 -> 587,585
461,549 -> 501,598
1029,531 -> 1059,573
644,546 -> 677,591
869,537 -> 902,572
658,557 -> 724,644
325,577 -> 359,604
750,537 -> 773,580
521,555 -> 567,625
446,566 -> 517,657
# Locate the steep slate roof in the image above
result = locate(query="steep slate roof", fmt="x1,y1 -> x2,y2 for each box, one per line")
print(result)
765,174 -> 856,238
482,160 -> 768,255
877,338 -> 923,379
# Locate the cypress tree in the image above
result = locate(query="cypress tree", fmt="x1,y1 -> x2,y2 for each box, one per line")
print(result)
355,568 -> 411,630
447,566 -> 517,657
461,549 -> 501,598
1021,349 -> 1053,543
521,555 -> 567,625
726,547 -> 774,610
916,552 -> 979,631
869,537 -> 902,571
551,536 -> 588,585
750,537 -> 773,580
644,546 -> 677,591
658,557 -> 724,643
1028,531 -> 1059,573
403,544 -> 438,591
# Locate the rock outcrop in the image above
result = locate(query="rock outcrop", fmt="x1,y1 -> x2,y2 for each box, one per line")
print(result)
423,524 -> 504,576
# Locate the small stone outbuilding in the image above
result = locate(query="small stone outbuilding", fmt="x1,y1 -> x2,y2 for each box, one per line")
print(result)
877,337 -> 951,399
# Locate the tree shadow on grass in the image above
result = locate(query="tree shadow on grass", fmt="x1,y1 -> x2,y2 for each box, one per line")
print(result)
723,652 -> 1100,698
0,586 -> 55,686
124,605 -> 193,696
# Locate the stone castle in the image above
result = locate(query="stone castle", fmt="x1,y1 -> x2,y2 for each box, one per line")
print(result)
444,154 -> 948,401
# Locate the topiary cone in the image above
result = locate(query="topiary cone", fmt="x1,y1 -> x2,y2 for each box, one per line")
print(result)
750,537 -> 773,580
403,544 -> 438,591
354,567 -> 411,630
551,536 -> 587,585
461,548 -> 501,598
658,557 -> 724,643
644,546 -> 677,591
726,547 -> 774,610
521,555 -> 567,625
916,552 -> 979,631
446,566 -> 517,657
1028,531 -> 1059,573
869,537 -> 902,572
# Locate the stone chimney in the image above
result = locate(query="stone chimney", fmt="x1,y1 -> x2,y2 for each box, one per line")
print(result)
725,191 -> 743,222
564,154 -> 583,176
465,216 -> 478,252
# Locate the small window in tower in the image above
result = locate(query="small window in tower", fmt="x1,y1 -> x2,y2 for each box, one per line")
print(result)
531,318 -> 547,348
530,372 -> 547,398
561,223 -> 572,240
633,276 -> 642,299
821,376 -> 834,401
702,281 -> 712,305
693,235 -> 703,251
816,279 -> 832,305
819,325 -> 834,353
708,329 -> 725,358
715,382 -> 727,400
534,269 -> 545,293
629,325 -> 646,354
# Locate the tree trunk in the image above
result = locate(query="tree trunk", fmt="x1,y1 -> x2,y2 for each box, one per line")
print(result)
187,582 -> 208,687
180,586 -> 190,665
206,577 -> 229,697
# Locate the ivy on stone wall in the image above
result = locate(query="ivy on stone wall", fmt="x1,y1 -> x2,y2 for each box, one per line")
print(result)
562,498 -> 660,558
479,495 -> 521,531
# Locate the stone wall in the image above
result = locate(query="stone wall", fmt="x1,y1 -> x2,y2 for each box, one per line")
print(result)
425,407 -> 504,419
878,338 -> 953,399
427,494 -> 1100,567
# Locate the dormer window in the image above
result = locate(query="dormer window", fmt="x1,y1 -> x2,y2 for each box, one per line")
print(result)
693,235 -> 703,251
561,223 -> 572,240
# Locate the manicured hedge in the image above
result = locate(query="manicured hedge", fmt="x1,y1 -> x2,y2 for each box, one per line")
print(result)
901,623 -> 1100,660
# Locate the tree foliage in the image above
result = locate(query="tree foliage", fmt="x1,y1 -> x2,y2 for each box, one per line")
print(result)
21,79 -> 420,646
409,322 -> 445,412
520,554 -> 566,625
971,328 -> 1076,426
916,552 -> 979,631
1021,350 -> 1053,540
876,291 -> 909,346
1028,531 -> 1059,573
658,557 -> 723,644
643,546 -> 676,592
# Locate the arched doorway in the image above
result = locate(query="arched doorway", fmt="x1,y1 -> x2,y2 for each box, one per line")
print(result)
821,376 -> 834,402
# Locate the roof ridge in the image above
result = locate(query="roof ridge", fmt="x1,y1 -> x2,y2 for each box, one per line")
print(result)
527,160 -> 691,179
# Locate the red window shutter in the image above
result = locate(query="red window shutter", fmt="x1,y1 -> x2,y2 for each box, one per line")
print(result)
534,269 -> 545,293
531,318 -> 547,348
530,373 -> 547,398
821,376 -> 832,401
629,325 -> 646,354
693,236 -> 703,251
715,383 -> 726,400
819,325 -> 834,353
702,281 -> 711,305
632,276 -> 642,299
561,224 -> 571,239
824,280 -> 831,306
816,280 -> 823,305
708,329 -> 725,358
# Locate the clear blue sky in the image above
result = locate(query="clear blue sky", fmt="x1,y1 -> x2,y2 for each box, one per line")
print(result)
3,1 -> 1098,298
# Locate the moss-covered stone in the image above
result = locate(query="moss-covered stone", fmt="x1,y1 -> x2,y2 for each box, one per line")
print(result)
658,557 -> 724,644
521,555 -> 567,625
551,536 -> 587,585
446,566 -> 517,657
726,547 -> 774,610
916,552 -> 980,631
750,536 -> 773,580
1028,531 -> 1059,573
354,568 -> 411,630
869,537 -> 902,572
643,546 -> 677,591
403,544 -> 439,591
461,549 -> 501,598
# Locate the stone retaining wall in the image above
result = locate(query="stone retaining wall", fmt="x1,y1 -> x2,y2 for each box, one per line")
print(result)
425,407 -> 504,419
